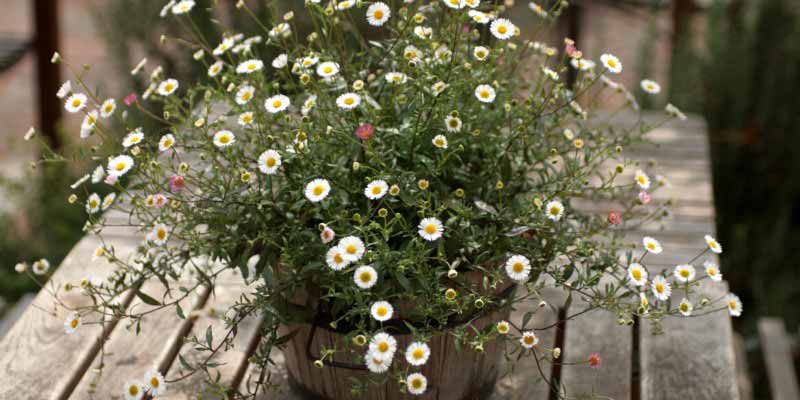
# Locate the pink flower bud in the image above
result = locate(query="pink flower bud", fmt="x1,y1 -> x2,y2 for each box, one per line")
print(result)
169,175 -> 185,193
104,174 -> 118,185
124,93 -> 137,106
321,227 -> 335,244
355,124 -> 374,140
607,212 -> 621,225
638,191 -> 651,205
153,193 -> 167,208
588,353 -> 602,369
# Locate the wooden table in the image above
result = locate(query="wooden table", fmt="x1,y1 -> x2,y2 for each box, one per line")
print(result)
0,113 -> 740,399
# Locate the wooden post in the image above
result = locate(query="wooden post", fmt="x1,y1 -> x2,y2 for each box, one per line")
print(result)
565,1 -> 582,88
33,0 -> 62,149
671,0 -> 693,49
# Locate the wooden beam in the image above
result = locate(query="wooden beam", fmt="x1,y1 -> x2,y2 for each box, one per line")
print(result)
758,318 -> 800,400
33,0 -> 62,149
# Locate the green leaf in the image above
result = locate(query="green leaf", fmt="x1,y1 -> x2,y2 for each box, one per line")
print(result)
136,290 -> 161,306
176,304 -> 185,320
205,325 -> 214,348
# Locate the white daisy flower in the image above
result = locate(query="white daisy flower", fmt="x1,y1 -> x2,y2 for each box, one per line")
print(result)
65,93 -> 88,113
100,98 -> 117,118
207,60 -> 224,77
364,180 -> 389,200
301,55 -> 319,68
264,94 -> 290,113
571,58 -> 596,71
80,110 -> 98,138
338,236 -> 365,262
407,373 -> 428,396
505,255 -> 531,282
102,193 -> 116,211
172,0 -> 195,14
468,10 -> 492,24
315,62 -> 339,79
258,150 -> 282,174
158,134 -> 175,152
704,260 -> 722,282
444,115 -> 462,132
336,92 -> 361,109
272,53 -> 288,69
642,236 -> 662,254
123,381 -> 145,400
236,59 -> 264,74
414,26 -> 433,39
678,298 -> 693,316
727,293 -> 743,317
354,265 -> 378,289
627,263 -> 648,286
305,178 -> 331,203
405,342 -> 431,366
635,169 -> 651,190
157,78 -> 179,96
326,246 -> 351,271
31,259 -> 50,275
365,351 -> 392,373
385,72 -> 407,84
418,217 -> 444,241
543,67 -> 559,81
336,0 -> 355,10
529,1 -> 548,16
213,37 -> 235,56
302,95 -> 317,115
641,79 -> 661,94
107,155 -> 134,177
236,85 -> 255,105
56,80 -> 72,98
639,292 -> 649,311
269,22 -> 291,39
497,320 -> 510,334
213,130 -> 235,148
122,130 -> 144,148
651,275 -> 672,301
143,370 -> 166,396
432,134 -> 448,149
490,18 -> 516,40
545,200 -> 565,221
473,46 -> 490,61
520,331 -> 539,349
674,264 -> 696,283
403,45 -> 421,61
474,84 -> 496,103
464,0 -> 480,8
704,234 -> 722,254
368,332 -> 397,360
443,0 -> 465,9
366,2 -> 391,26
238,111 -> 254,126
91,165 -> 105,183
86,193 -> 101,214
600,53 -> 622,74
64,311 -> 81,334
150,223 -> 169,245
371,301 -> 394,322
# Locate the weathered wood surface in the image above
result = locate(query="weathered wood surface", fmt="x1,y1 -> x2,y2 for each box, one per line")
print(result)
0,113 -> 742,399
757,318 -> 800,400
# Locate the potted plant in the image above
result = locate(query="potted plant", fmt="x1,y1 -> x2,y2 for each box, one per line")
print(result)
21,0 -> 743,398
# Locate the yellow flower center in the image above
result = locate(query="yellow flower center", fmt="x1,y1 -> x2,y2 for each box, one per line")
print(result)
378,342 -> 389,352
129,385 -> 139,396
708,269 -> 716,276
272,100 -> 282,108
219,135 -> 230,144
607,59 -> 617,68
655,283 -> 664,293
524,335 -> 535,345
333,253 -> 343,264
374,10 -> 383,19
550,207 -> 560,216
512,262 -> 524,273
150,377 -> 160,388
498,324 -> 508,333
344,97 -> 354,105
163,139 -> 173,147
413,348 -> 424,359
345,244 -> 357,254
411,378 -> 423,389
376,306 -> 387,317
372,186 -> 382,195
105,104 -> 113,112
242,92 -> 251,101
115,162 -> 126,171
680,270 -> 690,279
498,25 -> 507,34
248,63 -> 256,70
70,319 -> 79,328
157,229 -> 166,240
165,83 -> 174,91
72,99 -> 81,107
324,66 -> 333,73
680,303 -> 689,312
480,90 -> 490,98
89,200 -> 98,208
729,300 -> 736,310
435,138 -> 445,146
632,269 -> 642,280
266,158 -> 276,167
425,224 -> 437,234
449,119 -> 459,127
313,185 -> 325,196
647,243 -> 655,250
360,272 -> 372,283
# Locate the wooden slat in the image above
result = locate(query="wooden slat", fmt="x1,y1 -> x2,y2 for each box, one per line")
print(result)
490,287 -> 567,400
733,333 -> 753,400
0,293 -> 35,339
757,318 -> 800,400
161,273 -> 262,399
0,231 -> 139,400
640,281 -> 739,400
560,302 -> 632,400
